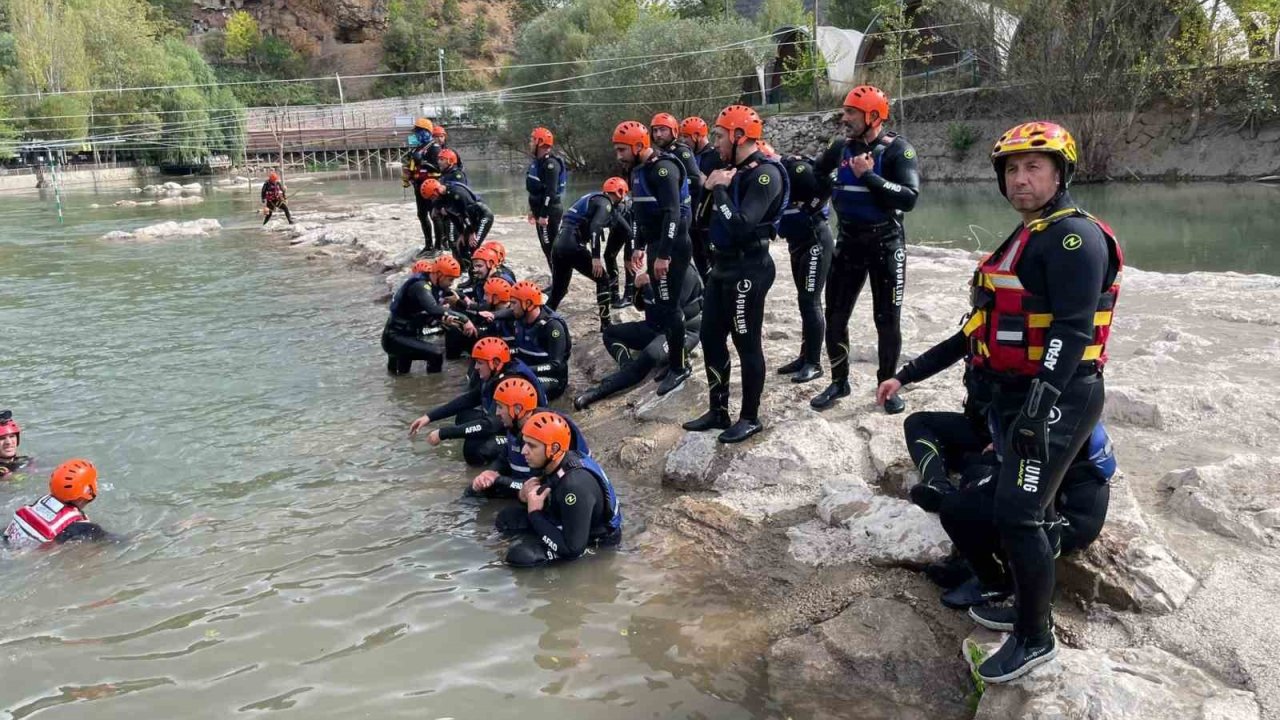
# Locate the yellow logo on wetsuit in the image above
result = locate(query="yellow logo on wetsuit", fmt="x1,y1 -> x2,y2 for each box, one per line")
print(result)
565,493 -> 577,506
658,167 -> 669,177
904,149 -> 916,159
1063,234 -> 1083,250
758,174 -> 771,185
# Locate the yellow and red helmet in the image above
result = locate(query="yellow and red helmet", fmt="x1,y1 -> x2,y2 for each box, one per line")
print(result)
484,276 -> 514,304
714,104 -> 764,146
843,85 -> 890,125
612,121 -> 650,152
50,459 -> 98,504
991,121 -> 1078,196
680,116 -> 709,141
419,178 -> 446,200
493,377 -> 539,422
531,127 -> 554,149
522,411 -> 571,463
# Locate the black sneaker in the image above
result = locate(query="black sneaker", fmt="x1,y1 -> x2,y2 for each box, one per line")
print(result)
718,418 -> 762,444
791,363 -> 823,384
810,381 -> 850,410
977,631 -> 1058,684
574,388 -> 605,411
611,294 -> 632,309
776,357 -> 806,375
656,365 -> 692,396
883,393 -> 907,415
924,554 -> 973,589
942,577 -> 1011,610
968,604 -> 1016,632
682,409 -> 731,432
909,479 -> 956,513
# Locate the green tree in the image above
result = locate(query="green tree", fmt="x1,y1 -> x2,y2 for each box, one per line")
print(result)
827,0 -> 878,31
224,10 -> 261,60
758,0 -> 811,31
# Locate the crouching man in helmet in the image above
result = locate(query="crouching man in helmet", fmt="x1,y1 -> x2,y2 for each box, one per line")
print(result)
497,412 -> 621,568
4,459 -> 111,547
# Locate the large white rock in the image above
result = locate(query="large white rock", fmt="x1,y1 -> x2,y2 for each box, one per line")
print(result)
662,431 -> 720,491
965,630 -> 1261,719
101,218 -> 222,240
155,195 -> 204,206
788,477 -> 952,567
1159,455 -> 1280,546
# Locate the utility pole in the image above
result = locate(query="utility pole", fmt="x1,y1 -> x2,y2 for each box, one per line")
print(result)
812,0 -> 821,111
438,49 -> 447,123
336,73 -> 349,170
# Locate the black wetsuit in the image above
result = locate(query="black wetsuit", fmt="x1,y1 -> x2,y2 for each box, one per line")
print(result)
496,450 -> 622,567
436,183 -> 494,264
815,130 -> 920,386
702,150 -> 785,422
501,308 -> 571,401
406,137 -> 442,251
586,267 -> 703,404
604,200 -> 636,303
974,193 -> 1120,640
528,153 -> 568,272
548,192 -> 616,328
690,142 -> 724,278
779,156 -> 834,367
382,273 -> 451,374
423,359 -> 548,466
260,181 -> 292,224
630,151 -> 692,376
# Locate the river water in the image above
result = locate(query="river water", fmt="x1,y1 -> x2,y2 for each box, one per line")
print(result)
0,170 -> 1275,719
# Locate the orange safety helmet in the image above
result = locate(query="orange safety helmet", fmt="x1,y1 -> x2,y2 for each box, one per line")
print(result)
411,259 -> 434,275
758,141 -> 779,159
650,113 -> 680,134
714,104 -> 764,146
680,116 -> 709,141
522,411 -> 571,463
602,176 -> 629,197
414,117 -> 434,131
50,459 -> 98,504
481,240 -> 507,265
484,276 -> 514,304
433,255 -> 462,279
531,127 -> 554,149
438,149 -> 459,169
419,178 -> 446,200
991,121 -> 1078,197
843,85 -> 890,125
493,377 -> 539,422
471,337 -> 511,372
267,172 -> 280,182
432,125 -> 447,139
471,244 -> 500,270
511,280 -> 544,311
612,121 -> 650,152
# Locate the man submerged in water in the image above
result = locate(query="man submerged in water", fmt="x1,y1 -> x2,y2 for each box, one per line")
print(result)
4,459 -> 110,547
0,410 -> 33,480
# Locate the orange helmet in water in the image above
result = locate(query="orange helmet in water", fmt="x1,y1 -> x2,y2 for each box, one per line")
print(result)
471,337 -> 511,371
522,411 -> 571,463
50,459 -> 98,504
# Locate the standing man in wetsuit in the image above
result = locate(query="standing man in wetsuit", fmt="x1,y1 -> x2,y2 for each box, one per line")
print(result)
651,113 -> 703,216
681,116 -> 722,279
952,121 -> 1123,683
681,105 -> 786,444
527,127 -> 568,275
260,172 -> 292,225
810,85 -> 920,413
547,177 -> 630,331
613,120 -> 694,396
776,155 -> 834,384
420,178 -> 494,265
438,149 -> 468,185
497,412 -> 622,567
403,118 -> 442,255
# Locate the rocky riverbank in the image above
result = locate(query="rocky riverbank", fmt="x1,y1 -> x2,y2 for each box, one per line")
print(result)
267,199 -> 1278,719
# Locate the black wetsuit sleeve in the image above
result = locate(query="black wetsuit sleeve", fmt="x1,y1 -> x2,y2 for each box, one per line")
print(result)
587,196 -> 613,258
814,137 -> 845,177
55,521 -> 109,544
677,146 -> 703,202
895,331 -> 967,385
439,412 -> 501,440
528,471 -> 601,560
531,157 -> 562,216
862,137 -> 920,212
610,206 -> 635,255
468,200 -> 494,242
411,282 -> 447,319
710,163 -> 783,239
421,144 -> 441,175
650,159 -> 683,258
424,386 -> 483,423
1030,219 -> 1110,392
491,307 -> 516,323
532,320 -> 570,380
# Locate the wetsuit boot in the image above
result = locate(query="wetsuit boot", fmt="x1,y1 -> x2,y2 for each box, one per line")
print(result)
682,408 -> 731,432
777,357 -> 806,375
792,364 -> 822,384
943,577 -> 1012,609
573,387 -> 607,411
656,364 -> 691,396
719,417 -> 762,444
810,380 -> 851,410
977,629 -> 1058,684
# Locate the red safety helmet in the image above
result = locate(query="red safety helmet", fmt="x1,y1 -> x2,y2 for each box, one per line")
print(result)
419,178 -> 446,200
511,280 -> 544,311
612,121 -> 650,152
843,85 -> 890,125
493,378 -> 539,422
0,412 -> 20,445
484,276 -> 514,304
523,411 -> 571,464
680,116 -> 709,141
50,459 -> 98,504
714,104 -> 764,146
531,127 -> 554,149
267,172 -> 279,182
432,125 -> 447,139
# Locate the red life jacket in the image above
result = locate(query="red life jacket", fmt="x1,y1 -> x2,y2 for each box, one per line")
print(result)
3,495 -> 86,547
264,183 -> 284,204
963,207 -> 1123,377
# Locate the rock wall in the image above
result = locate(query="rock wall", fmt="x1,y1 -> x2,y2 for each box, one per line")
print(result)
0,167 -> 141,192
763,109 -> 1280,181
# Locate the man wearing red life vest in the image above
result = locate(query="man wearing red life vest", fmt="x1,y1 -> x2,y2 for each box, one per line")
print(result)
942,121 -> 1122,683
4,459 -> 109,547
